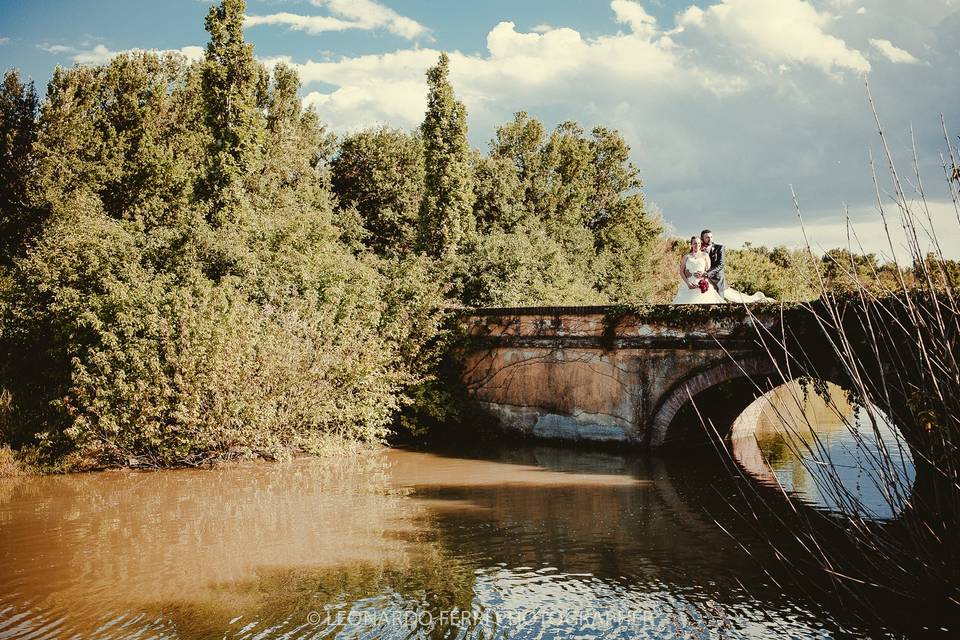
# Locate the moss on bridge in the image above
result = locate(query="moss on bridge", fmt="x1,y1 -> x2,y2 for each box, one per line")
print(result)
600,301 -> 800,328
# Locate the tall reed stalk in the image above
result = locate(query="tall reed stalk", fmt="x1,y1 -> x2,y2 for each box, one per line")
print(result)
713,90 -> 960,629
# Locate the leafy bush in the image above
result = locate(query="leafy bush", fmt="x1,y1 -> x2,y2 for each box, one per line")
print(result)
0,2 -> 445,467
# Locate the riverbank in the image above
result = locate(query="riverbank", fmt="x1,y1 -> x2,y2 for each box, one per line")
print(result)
0,433 -> 386,477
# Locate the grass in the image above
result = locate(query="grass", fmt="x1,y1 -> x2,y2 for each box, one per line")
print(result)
0,444 -> 27,477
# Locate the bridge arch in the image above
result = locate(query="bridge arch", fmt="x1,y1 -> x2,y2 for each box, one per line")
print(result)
648,356 -> 781,447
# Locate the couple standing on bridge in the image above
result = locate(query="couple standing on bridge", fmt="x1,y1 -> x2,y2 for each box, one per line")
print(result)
672,230 -> 773,304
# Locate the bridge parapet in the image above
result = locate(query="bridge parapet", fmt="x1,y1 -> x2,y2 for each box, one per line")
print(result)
464,305 -> 781,351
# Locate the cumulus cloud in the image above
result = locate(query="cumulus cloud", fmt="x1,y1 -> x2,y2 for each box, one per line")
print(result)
611,0 -> 658,38
298,49 -> 439,130
0,37 -> 10,46
869,38 -> 921,63
245,0 -> 429,40
675,0 -> 871,75
291,3 -> 755,132
290,0 -> 877,134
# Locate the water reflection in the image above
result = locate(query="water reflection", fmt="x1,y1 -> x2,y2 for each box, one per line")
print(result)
0,445 -> 893,638
731,380 -> 916,520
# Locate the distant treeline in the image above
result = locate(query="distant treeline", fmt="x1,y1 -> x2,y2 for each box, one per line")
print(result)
0,0 -> 951,469
704,242 -> 958,302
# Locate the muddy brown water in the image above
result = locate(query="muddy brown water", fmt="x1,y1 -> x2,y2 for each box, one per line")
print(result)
0,388 -> 921,638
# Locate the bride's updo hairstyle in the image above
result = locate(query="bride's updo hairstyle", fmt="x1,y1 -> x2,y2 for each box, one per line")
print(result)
689,236 -> 701,251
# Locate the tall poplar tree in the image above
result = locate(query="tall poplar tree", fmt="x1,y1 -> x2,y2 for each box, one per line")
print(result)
200,0 -> 263,225
419,53 -> 475,259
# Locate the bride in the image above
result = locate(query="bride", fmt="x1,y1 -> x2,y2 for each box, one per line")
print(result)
673,236 -> 726,304
671,236 -> 774,305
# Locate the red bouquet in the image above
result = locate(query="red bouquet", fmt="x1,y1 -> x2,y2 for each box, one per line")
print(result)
698,278 -> 710,293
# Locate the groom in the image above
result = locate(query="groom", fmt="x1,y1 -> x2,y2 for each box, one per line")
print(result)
697,229 -> 727,295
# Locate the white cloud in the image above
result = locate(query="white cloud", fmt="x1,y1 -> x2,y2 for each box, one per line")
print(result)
869,38 -> 921,63
245,0 -> 429,40
40,42 -> 204,65
176,46 -> 205,61
0,37 -> 10,46
291,16 -> 732,132
38,43 -> 73,55
244,12 -> 357,34
314,0 -> 429,39
292,0 -> 878,133
676,0 -> 871,75
611,0 -> 658,38
73,44 -> 117,64
298,49 -> 439,130
857,7 -> 867,15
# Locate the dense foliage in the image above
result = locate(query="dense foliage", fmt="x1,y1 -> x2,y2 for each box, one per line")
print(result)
0,70 -> 39,268
458,112 -> 663,306
0,1 -> 444,468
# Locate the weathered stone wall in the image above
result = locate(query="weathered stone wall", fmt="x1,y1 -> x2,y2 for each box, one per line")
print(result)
459,306 -> 778,447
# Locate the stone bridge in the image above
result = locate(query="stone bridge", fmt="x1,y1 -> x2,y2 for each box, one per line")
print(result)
457,304 -> 809,448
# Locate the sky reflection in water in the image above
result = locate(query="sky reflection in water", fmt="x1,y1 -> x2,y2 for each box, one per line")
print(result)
733,380 -> 916,521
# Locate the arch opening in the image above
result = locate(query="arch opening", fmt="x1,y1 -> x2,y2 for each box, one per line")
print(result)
656,376 -> 779,448
648,357 -> 780,448
730,379 -> 916,521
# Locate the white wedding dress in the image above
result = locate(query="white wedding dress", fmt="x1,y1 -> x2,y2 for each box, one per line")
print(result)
672,253 -> 726,304
722,286 -> 773,304
671,253 -> 774,305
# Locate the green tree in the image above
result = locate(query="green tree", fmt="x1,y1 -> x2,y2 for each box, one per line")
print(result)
470,112 -> 660,303
472,154 -> 524,232
458,221 -> 604,307
0,70 -> 39,267
199,0 -> 264,226
702,243 -> 821,301
916,252 -> 960,292
476,111 -> 545,232
331,128 -> 425,257
587,126 -> 661,300
819,248 -> 908,295
419,53 -> 475,259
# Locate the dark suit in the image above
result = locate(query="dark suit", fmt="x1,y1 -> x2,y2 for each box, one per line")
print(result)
704,243 -> 726,294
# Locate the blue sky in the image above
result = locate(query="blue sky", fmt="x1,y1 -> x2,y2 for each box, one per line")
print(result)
1,0 -> 958,258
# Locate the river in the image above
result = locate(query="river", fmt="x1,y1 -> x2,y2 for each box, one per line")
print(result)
0,384 -> 923,639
